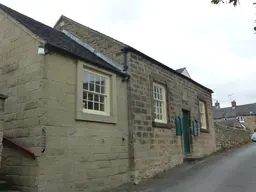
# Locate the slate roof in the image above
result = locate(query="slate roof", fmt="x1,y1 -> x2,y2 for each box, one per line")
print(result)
122,46 -> 213,93
213,103 -> 256,119
176,67 -> 186,73
0,3 -> 126,76
55,15 -> 213,93
215,118 -> 249,130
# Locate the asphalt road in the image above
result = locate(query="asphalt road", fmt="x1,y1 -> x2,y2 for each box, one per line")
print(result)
160,143 -> 256,192
113,144 -> 256,192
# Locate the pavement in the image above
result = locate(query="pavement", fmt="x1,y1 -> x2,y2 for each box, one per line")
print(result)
111,143 -> 256,192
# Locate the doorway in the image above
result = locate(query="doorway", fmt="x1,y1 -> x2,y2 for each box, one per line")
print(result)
182,110 -> 191,154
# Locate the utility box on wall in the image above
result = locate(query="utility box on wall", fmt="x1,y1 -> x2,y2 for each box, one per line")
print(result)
0,94 -> 7,168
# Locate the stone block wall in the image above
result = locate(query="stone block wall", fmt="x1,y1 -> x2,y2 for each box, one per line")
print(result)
54,16 -> 125,64
55,17 -> 216,185
215,123 -> 251,151
127,52 -> 216,183
37,53 -> 130,192
0,96 -> 7,167
215,116 -> 256,132
244,116 -> 256,132
0,11 -> 44,192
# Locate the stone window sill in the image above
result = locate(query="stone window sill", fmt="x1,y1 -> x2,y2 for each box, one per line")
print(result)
152,121 -> 172,129
200,128 -> 209,133
76,111 -> 117,124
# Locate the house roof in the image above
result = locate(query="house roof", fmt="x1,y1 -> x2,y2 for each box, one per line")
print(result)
122,46 -> 213,93
176,67 -> 186,73
55,15 -> 213,94
0,3 -> 126,76
215,119 -> 248,129
213,103 -> 256,119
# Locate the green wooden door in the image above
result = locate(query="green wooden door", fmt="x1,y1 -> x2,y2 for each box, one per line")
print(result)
182,110 -> 191,154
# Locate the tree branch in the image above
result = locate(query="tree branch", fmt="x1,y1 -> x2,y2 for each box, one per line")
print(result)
211,0 -> 238,6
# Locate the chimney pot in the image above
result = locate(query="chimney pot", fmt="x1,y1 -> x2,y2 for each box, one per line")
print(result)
231,100 -> 236,108
215,100 -> 220,108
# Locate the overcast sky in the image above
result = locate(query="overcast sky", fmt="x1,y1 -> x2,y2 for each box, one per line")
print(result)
1,0 -> 256,107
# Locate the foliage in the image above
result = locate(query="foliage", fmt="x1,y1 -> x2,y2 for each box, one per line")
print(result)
211,0 -> 239,6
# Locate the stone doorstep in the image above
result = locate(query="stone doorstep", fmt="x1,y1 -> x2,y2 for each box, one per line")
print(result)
0,172 -> 19,191
0,181 -> 20,192
183,154 -> 205,163
0,191 -> 21,192
0,180 -> 11,190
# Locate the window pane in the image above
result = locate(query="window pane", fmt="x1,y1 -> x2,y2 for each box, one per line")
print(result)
88,93 -> 93,101
83,102 -> 87,109
94,102 -> 99,110
159,93 -> 163,100
89,83 -> 94,92
100,95 -> 104,103
94,95 -> 99,102
83,83 -> 88,90
89,74 -> 94,83
95,75 -> 101,85
100,104 -> 104,111
88,101 -> 93,110
101,77 -> 106,86
101,86 -> 105,94
83,92 -> 87,100
199,101 -> 204,113
96,84 -> 100,93
84,71 -> 89,83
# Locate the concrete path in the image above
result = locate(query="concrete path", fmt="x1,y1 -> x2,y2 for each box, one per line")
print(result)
113,144 -> 256,192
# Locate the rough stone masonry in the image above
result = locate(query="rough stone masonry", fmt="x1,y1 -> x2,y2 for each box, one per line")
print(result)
215,123 -> 251,151
54,16 -> 217,184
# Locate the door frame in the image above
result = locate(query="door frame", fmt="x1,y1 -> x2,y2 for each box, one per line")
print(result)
182,109 -> 191,154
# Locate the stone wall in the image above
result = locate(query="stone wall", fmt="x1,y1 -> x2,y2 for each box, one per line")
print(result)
244,116 -> 256,132
215,123 -> 251,151
127,52 -> 216,183
54,16 -> 125,64
37,52 -> 130,192
0,11 -> 44,192
55,17 -> 216,185
0,95 -> 7,167
215,116 -> 256,132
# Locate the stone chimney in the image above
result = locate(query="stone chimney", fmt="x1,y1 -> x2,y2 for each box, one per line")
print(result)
215,100 -> 220,109
231,100 -> 236,108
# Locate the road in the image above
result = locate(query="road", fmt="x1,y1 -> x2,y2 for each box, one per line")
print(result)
118,144 -> 256,192
160,143 -> 256,192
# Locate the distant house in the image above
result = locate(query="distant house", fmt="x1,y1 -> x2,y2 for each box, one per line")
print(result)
213,100 -> 256,131
215,118 -> 248,130
176,67 -> 191,78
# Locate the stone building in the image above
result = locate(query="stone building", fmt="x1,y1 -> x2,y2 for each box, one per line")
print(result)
55,16 -> 216,185
0,3 -> 216,192
0,3 -> 129,192
213,100 -> 256,132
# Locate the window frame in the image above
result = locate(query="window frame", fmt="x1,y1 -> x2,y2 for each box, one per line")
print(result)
153,82 -> 167,124
75,61 -> 117,124
82,68 -> 110,116
150,73 -> 171,129
198,99 -> 209,132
